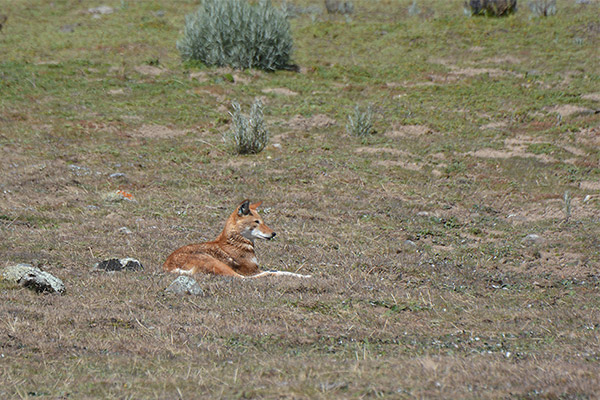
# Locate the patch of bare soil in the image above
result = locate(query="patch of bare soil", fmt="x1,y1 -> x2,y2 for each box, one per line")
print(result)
506,250 -> 589,280
132,124 -> 188,139
580,181 -> 600,191
429,58 -> 520,78
547,104 -> 594,118
375,160 -> 423,171
286,114 -> 336,131
134,65 -> 165,76
480,121 -> 508,130
107,88 -> 126,95
483,55 -> 522,64
575,126 -> 600,146
189,71 -> 208,82
262,87 -> 299,96
468,135 -> 557,163
385,124 -> 432,138
354,147 -> 410,157
581,93 -> 600,102
506,197 -> 597,223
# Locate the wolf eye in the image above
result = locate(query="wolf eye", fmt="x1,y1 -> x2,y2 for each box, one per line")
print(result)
254,220 -> 260,224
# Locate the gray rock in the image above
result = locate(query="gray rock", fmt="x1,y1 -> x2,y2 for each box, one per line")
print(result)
109,172 -> 127,179
1,263 -> 37,282
1,264 -> 65,294
118,226 -> 133,234
522,234 -> 544,246
88,6 -> 114,15
20,270 -> 66,294
165,276 -> 204,296
404,239 -> 417,248
94,257 -> 144,272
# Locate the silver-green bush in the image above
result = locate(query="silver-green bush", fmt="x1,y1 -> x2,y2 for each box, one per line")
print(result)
346,105 -> 374,139
225,100 -> 269,154
177,0 -> 294,71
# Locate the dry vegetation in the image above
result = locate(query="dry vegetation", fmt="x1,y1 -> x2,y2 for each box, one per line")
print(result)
1,0 -> 599,398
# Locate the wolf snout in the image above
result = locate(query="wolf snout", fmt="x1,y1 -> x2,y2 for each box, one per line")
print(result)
268,232 -> 276,240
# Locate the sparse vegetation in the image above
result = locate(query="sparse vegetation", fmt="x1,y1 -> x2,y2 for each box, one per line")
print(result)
225,99 -> 269,154
177,0 -> 293,71
1,0 -> 600,398
346,104 -> 374,138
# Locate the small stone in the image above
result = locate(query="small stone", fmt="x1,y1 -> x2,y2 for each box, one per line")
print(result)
94,257 -> 144,272
522,234 -> 544,246
416,211 -> 430,217
60,23 -> 80,33
109,172 -> 127,179
404,240 -> 417,249
165,276 -> 204,296
88,6 -> 114,15
118,226 -> 133,234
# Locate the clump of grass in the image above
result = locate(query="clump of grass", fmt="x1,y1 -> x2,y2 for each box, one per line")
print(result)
346,104 -> 374,138
528,0 -> 556,17
225,100 -> 269,154
177,0 -> 293,71
464,0 -> 518,17
408,1 -> 421,16
325,0 -> 354,15
563,190 -> 572,222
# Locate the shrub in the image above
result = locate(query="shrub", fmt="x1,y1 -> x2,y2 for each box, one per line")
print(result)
346,105 -> 374,139
464,0 -> 518,17
528,0 -> 556,17
177,0 -> 294,71
225,100 -> 269,154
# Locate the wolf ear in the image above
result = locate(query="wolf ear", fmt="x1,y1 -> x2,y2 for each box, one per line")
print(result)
249,201 -> 262,210
238,199 -> 250,216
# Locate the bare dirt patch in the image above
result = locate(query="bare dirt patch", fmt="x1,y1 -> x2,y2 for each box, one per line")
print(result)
547,104 -> 594,118
131,124 -> 189,139
134,65 -> 165,76
385,124 -> 432,138
468,135 -> 558,163
575,126 -> 600,146
286,114 -> 337,131
480,121 -> 508,130
580,181 -> 600,191
354,146 -> 411,157
374,160 -> 423,171
262,87 -> 299,96
483,55 -> 522,64
581,93 -> 600,102
107,88 -> 126,95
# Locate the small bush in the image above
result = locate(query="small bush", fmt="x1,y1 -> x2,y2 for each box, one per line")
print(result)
177,0 -> 294,71
225,100 -> 269,155
464,0 -> 518,17
346,105 -> 374,139
529,0 -> 556,17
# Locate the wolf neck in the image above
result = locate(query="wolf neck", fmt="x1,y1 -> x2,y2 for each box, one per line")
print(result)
217,228 -> 255,252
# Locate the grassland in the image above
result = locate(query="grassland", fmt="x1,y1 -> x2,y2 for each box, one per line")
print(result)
1,0 -> 599,398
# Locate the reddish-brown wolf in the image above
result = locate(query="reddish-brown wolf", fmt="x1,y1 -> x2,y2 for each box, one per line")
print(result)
163,200 -> 311,278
